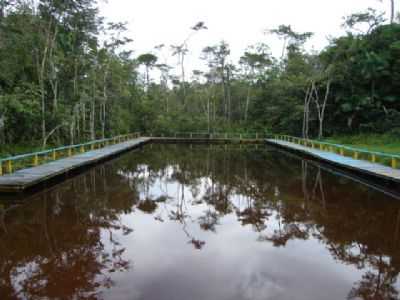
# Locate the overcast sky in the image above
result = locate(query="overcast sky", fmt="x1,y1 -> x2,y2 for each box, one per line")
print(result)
98,0 -> 391,76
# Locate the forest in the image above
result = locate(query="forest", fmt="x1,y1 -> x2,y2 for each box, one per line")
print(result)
0,0 -> 399,154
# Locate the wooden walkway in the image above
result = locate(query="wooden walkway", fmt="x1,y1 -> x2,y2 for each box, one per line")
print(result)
266,139 -> 400,184
0,137 -> 151,193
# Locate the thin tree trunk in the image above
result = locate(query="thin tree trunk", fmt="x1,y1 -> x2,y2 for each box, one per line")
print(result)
303,85 -> 312,139
90,71 -> 96,141
181,53 -> 186,108
318,80 -> 331,139
102,69 -> 109,139
245,84 -> 251,122
42,123 -> 64,148
207,92 -> 210,133
390,0 -> 395,24
38,20 -> 54,143
226,66 -> 232,122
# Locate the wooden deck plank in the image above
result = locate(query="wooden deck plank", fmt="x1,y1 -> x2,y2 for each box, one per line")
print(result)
0,137 -> 151,192
266,139 -> 400,183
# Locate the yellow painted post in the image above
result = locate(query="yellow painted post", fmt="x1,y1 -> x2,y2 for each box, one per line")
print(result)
353,151 -> 359,160
329,146 -> 333,153
371,154 -> 376,163
340,148 -> 344,156
7,160 -> 12,173
319,144 -> 323,150
33,154 -> 39,166
0,162 -> 3,176
52,150 -> 56,160
392,158 -> 397,169
80,145 -> 85,153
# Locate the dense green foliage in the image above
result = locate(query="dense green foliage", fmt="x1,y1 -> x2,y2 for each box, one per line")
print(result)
0,1 -> 399,154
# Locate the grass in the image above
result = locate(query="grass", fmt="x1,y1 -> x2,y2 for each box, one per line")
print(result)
323,134 -> 400,155
0,143 -> 44,159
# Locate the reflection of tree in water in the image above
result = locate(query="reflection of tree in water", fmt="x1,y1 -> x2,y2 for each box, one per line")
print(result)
0,167 -> 134,299
299,161 -> 400,300
126,144 -> 400,299
348,259 -> 399,300
198,210 -> 219,232
137,199 -> 158,214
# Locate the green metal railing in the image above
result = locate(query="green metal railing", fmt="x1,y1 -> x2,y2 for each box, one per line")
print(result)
147,131 -> 269,140
273,135 -> 400,169
0,132 -> 141,176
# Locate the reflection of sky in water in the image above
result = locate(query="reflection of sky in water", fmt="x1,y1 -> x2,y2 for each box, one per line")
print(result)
108,164 -> 370,300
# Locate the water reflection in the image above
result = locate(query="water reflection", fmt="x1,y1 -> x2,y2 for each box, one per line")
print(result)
0,144 -> 399,300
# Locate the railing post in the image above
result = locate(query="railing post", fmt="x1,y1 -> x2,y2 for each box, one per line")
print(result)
392,158 -> 397,169
353,151 -> 359,160
52,150 -> 56,160
190,133 -> 193,139
33,155 -> 39,166
0,162 -> 2,176
80,145 -> 85,153
7,160 -> 12,173
371,154 -> 376,163
340,148 -> 344,156
68,148 -> 72,157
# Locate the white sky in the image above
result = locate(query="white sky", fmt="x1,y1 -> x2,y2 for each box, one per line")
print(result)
98,0 -> 391,77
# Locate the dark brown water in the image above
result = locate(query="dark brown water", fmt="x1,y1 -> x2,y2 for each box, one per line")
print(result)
1,144 -> 400,300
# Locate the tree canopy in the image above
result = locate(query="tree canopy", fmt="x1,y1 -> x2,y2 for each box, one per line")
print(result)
0,1 -> 399,152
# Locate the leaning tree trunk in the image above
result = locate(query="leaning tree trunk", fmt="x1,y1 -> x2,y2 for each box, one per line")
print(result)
318,80 -> 331,139
302,84 -> 312,139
